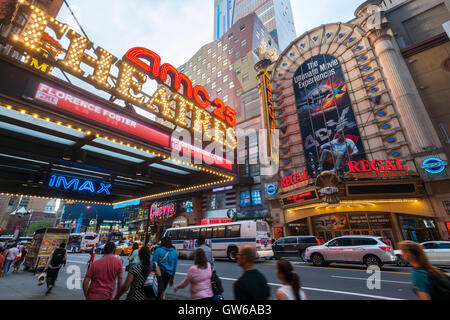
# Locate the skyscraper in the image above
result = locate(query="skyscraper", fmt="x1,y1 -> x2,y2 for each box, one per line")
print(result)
214,0 -> 296,50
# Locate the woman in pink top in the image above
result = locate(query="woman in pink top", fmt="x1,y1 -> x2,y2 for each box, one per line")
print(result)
174,248 -> 213,300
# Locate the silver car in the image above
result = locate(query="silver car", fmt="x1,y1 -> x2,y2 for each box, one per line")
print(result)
304,235 -> 398,268
394,241 -> 450,267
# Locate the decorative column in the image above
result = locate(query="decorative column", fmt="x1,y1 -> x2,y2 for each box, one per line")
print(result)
366,23 -> 442,155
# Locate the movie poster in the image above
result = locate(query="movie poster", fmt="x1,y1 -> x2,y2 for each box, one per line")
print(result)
293,55 -> 366,178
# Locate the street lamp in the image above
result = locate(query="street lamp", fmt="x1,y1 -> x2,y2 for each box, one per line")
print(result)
86,206 -> 98,232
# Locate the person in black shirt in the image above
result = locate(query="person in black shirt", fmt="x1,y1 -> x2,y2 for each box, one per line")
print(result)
234,244 -> 270,300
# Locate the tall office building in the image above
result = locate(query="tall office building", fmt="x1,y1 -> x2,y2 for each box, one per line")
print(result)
214,0 -> 296,50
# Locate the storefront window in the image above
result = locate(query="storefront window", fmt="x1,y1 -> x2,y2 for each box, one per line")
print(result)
398,215 -> 439,243
207,193 -> 226,210
288,219 -> 309,236
240,185 -> 262,208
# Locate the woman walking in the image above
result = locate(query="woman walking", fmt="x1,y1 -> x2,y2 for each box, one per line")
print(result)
152,237 -> 178,296
174,248 -> 214,300
127,243 -> 140,269
398,240 -> 448,300
114,246 -> 162,300
275,258 -> 307,300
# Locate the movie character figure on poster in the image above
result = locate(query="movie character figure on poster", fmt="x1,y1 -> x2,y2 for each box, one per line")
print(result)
317,132 -> 358,174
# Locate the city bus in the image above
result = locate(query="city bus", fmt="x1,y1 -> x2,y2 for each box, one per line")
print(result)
163,220 -> 273,262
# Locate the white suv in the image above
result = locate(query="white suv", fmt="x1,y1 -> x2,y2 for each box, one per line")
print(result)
304,235 -> 398,268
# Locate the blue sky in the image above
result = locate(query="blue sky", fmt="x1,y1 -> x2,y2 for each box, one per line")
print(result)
56,0 -> 365,69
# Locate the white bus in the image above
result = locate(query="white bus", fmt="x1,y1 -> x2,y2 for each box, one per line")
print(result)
163,220 -> 273,261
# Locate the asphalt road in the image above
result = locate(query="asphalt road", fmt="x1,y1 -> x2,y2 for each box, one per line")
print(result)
2,252 -> 442,300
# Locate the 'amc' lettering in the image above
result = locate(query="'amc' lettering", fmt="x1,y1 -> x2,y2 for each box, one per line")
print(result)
48,175 -> 111,195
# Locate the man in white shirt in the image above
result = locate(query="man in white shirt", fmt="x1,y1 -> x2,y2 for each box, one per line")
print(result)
3,244 -> 19,275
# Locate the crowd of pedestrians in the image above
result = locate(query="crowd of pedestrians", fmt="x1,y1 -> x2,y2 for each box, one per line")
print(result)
1,236 -> 449,300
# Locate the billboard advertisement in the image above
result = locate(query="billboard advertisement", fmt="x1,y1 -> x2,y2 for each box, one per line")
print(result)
293,55 -> 366,178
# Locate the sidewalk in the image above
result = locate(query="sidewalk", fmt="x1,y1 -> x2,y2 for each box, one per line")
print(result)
0,269 -> 188,300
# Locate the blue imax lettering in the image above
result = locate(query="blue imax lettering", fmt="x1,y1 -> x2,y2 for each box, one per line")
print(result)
48,175 -> 111,195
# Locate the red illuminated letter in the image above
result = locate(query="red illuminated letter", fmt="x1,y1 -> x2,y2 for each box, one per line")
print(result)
193,85 -> 210,108
360,160 -> 371,172
159,63 -> 193,99
384,160 -> 397,171
395,158 -> 408,171
348,161 -> 360,173
370,160 -> 384,171
125,47 -> 161,78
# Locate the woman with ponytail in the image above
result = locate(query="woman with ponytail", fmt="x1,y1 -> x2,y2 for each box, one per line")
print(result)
275,258 -> 307,300
399,241 -> 448,300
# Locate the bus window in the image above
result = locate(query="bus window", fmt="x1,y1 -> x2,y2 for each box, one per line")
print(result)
226,225 -> 240,238
201,227 -> 212,239
212,226 -> 226,238
171,230 -> 179,240
256,222 -> 269,232
191,228 -> 200,238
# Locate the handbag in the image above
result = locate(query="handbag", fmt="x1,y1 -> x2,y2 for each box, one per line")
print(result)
37,272 -> 46,286
211,270 -> 224,295
143,262 -> 163,298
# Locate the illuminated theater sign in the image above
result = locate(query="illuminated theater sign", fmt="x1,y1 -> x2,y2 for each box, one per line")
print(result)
9,1 -> 237,153
149,201 -> 177,222
345,158 -> 417,179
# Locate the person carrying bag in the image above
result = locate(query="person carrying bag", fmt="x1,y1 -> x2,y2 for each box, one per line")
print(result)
211,269 -> 224,300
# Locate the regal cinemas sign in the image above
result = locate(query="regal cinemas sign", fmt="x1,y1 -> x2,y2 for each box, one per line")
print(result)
345,158 -> 418,179
9,1 -> 236,149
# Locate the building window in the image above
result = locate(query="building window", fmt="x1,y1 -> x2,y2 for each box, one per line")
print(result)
240,24 -> 246,31
197,56 -> 202,62
208,48 -> 212,54
234,37 -> 239,43
223,44 -> 228,51
223,95 -> 228,102
206,77 -> 211,84
229,64 -> 233,71
193,65 -> 197,71
217,70 -> 222,77
218,56 -> 222,62
212,82 -> 216,89
207,62 -> 211,69
223,59 -> 228,66
202,59 -> 206,65
218,41 -> 222,47
228,33 -> 233,39
235,51 -> 240,58
223,75 -> 228,82
241,39 -> 247,46
242,73 -> 249,81
197,69 -> 201,75
212,52 -> 216,58
201,73 -> 206,80
236,67 -> 241,75
217,88 -> 222,95
241,55 -> 248,63
229,82 -> 235,88
240,185 -> 262,208
212,66 -> 216,73
229,48 -> 234,55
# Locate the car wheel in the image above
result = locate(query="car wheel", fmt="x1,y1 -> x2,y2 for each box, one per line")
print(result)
300,250 -> 307,262
227,247 -> 238,262
396,255 -> 409,267
311,253 -> 325,266
364,255 -> 383,268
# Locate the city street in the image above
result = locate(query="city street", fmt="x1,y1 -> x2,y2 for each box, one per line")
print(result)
0,253 -> 440,300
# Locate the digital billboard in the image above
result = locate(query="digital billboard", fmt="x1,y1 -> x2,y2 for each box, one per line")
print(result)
292,55 -> 366,178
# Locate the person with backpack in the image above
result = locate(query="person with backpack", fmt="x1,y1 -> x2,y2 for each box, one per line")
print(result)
151,237 -> 178,297
114,246 -> 163,300
275,258 -> 307,300
399,240 -> 450,300
173,248 -> 214,300
44,242 -> 67,295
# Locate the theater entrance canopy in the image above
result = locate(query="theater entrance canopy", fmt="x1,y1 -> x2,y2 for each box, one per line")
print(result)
0,1 -> 236,205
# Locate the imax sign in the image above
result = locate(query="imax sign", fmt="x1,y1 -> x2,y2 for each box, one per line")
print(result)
48,175 -> 111,195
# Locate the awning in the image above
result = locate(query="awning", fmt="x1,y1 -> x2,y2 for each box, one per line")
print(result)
113,199 -> 140,209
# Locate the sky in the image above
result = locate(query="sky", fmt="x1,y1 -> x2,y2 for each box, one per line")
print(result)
56,0 -> 366,70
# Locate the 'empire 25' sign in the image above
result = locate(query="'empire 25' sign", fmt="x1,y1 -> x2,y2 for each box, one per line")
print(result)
48,175 -> 111,195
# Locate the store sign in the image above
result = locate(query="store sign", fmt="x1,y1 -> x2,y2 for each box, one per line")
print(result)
200,218 -> 232,225
149,201 -> 176,222
48,174 -> 111,195
9,1 -> 236,150
422,157 -> 447,174
282,190 -> 318,205
265,184 -> 277,196
280,170 -> 310,189
345,159 -> 416,179
262,69 -> 277,158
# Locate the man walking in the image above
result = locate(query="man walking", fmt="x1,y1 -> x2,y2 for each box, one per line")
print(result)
234,244 -> 270,300
44,242 -> 67,294
3,243 -> 19,276
83,242 -> 123,300
197,235 -> 214,269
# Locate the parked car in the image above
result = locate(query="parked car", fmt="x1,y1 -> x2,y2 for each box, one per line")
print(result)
394,241 -> 450,267
304,235 -> 398,268
272,236 -> 323,261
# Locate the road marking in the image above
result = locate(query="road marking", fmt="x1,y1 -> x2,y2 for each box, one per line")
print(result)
261,263 -> 411,275
174,272 -> 404,300
331,276 -> 411,284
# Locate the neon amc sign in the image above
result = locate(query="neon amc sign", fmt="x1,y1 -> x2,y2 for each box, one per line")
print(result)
10,0 -> 236,150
